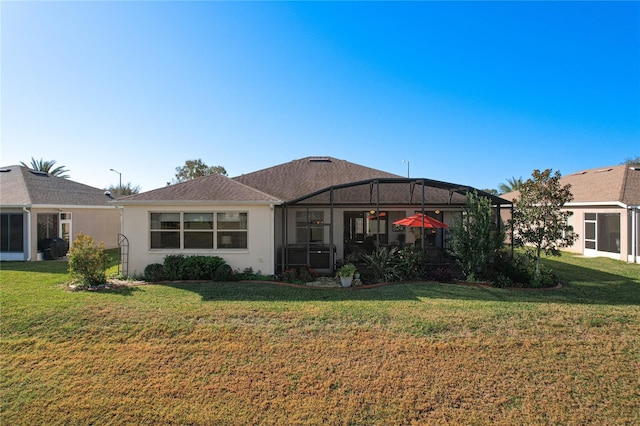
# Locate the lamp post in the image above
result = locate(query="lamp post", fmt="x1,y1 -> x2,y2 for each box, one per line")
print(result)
402,160 -> 410,178
109,168 -> 122,193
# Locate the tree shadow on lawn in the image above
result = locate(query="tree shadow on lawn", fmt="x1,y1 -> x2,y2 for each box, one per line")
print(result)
158,265 -> 640,306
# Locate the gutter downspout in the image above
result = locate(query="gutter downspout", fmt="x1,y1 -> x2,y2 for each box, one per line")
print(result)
23,207 -> 31,261
631,206 -> 639,264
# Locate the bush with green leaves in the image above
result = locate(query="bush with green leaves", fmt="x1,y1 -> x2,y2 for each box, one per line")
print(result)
362,246 -> 401,283
68,233 -> 109,287
394,246 -> 427,280
213,263 -> 233,282
144,263 -> 166,282
162,255 -> 228,281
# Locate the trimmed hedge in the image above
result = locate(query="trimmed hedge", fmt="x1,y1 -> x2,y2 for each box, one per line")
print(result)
159,255 -> 228,281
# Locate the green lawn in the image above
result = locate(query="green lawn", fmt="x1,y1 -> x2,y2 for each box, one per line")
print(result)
1,254 -> 639,425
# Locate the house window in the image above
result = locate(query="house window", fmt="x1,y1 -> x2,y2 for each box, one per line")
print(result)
150,213 -> 180,249
150,212 -> 247,250
184,213 -> 214,249
1,213 -> 24,252
584,213 -> 620,253
217,213 -> 248,249
296,211 -> 325,243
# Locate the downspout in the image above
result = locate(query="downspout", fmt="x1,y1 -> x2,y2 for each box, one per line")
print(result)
23,207 -> 31,261
631,206 -> 638,263
269,204 -> 275,274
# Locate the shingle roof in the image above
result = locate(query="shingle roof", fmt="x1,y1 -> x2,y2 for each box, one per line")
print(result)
233,156 -> 403,201
117,172 -> 280,204
501,165 -> 640,206
0,165 -> 114,207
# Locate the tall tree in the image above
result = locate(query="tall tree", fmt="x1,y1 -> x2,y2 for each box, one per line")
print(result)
509,169 -> 577,276
449,191 -> 505,280
104,182 -> 140,198
498,176 -> 523,195
20,157 -> 70,178
173,159 -> 227,183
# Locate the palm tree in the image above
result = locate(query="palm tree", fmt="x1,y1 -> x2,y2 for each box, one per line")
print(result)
20,158 -> 70,178
498,176 -> 523,195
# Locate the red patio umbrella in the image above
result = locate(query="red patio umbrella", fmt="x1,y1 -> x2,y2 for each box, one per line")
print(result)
392,213 -> 448,228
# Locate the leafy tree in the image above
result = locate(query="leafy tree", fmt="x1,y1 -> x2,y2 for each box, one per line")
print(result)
173,159 -> 227,183
449,191 -> 505,281
498,176 -> 523,195
621,156 -> 640,166
104,182 -> 141,198
20,157 -> 70,178
509,169 -> 577,276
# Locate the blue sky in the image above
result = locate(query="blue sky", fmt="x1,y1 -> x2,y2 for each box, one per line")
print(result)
2,1 -> 639,193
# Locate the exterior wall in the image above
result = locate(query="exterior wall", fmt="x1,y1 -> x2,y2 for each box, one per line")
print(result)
121,203 -> 275,277
29,207 -> 121,261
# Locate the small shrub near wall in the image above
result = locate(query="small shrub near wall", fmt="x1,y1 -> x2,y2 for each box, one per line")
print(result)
68,233 -> 109,288
158,255 -> 229,281
144,263 -> 166,282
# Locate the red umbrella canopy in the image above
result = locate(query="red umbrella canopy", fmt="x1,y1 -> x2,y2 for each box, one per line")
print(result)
392,213 -> 448,228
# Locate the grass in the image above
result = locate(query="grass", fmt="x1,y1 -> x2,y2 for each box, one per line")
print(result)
1,253 -> 639,425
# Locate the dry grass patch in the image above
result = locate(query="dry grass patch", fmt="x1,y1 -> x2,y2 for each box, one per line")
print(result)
2,254 -> 639,425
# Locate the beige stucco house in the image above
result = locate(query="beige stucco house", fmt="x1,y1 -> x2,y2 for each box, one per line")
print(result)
116,157 -> 510,276
0,165 -> 121,261
503,165 -> 640,263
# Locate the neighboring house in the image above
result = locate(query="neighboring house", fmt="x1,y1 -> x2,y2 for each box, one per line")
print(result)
116,156 -> 510,276
0,165 -> 121,261
503,165 -> 640,263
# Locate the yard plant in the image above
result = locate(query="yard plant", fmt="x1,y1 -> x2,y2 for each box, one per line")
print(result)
1,254 -> 639,425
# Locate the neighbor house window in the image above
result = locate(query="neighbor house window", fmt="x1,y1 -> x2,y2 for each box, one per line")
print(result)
296,211 -> 325,243
584,213 -> 620,253
150,212 -> 247,250
1,213 -> 24,252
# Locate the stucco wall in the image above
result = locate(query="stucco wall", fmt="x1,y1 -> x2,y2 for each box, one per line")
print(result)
28,207 -> 121,261
121,203 -> 275,277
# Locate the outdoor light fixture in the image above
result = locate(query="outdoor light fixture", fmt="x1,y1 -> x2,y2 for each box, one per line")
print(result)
109,168 -> 122,192
370,210 -> 376,215
435,210 -> 441,215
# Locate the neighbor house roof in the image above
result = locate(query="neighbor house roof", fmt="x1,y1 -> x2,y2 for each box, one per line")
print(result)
232,156 -> 403,201
501,165 -> 640,207
0,165 -> 114,207
116,172 -> 280,205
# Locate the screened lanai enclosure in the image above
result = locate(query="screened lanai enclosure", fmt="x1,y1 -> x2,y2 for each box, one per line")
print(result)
275,178 -> 511,274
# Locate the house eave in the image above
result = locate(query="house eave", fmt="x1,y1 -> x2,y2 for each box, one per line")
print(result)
113,200 -> 283,207
565,201 -> 628,209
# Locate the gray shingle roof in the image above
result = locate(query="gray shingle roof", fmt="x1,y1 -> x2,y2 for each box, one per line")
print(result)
117,172 -> 280,204
0,165 -> 114,207
233,156 -> 403,201
501,165 -> 640,206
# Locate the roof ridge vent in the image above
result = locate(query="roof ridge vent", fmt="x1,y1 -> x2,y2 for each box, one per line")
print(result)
29,170 -> 49,177
595,168 -> 613,173
308,157 -> 332,163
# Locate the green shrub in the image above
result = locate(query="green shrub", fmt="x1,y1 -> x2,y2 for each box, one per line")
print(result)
213,263 -> 232,282
162,255 -> 227,280
395,246 -> 427,280
68,233 -> 109,287
362,246 -> 401,283
144,263 -> 166,282
163,255 -> 185,281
